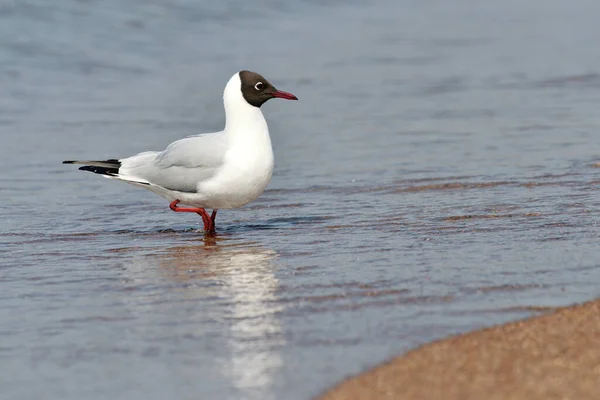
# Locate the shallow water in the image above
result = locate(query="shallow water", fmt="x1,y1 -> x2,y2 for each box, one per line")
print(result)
2,0 -> 600,399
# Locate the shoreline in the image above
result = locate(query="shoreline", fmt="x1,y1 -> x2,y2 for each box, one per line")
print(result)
318,298 -> 600,400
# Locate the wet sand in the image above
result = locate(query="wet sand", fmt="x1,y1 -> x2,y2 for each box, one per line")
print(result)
319,298 -> 600,400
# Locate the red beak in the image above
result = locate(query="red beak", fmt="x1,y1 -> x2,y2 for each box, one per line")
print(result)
271,90 -> 298,100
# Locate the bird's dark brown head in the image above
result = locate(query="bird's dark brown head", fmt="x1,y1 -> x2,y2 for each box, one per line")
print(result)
239,70 -> 298,108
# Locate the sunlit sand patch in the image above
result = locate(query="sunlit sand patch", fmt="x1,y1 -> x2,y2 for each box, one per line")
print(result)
318,299 -> 600,400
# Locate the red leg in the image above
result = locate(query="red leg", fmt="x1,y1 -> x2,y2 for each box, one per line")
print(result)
170,200 -> 214,233
197,209 -> 212,232
169,199 -> 205,213
202,209 -> 217,234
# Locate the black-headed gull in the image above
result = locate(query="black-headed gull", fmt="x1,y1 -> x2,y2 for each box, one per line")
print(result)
64,70 -> 298,233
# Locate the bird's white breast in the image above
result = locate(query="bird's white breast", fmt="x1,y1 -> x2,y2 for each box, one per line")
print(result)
199,125 -> 274,209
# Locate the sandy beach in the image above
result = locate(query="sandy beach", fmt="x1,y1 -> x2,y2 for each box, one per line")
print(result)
319,299 -> 600,400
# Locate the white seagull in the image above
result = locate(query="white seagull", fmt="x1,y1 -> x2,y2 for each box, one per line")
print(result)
64,70 -> 298,233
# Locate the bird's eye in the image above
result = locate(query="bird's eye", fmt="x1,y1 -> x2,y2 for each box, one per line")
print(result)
254,82 -> 264,91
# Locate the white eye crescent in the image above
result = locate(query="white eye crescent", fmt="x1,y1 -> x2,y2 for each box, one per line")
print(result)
254,82 -> 264,91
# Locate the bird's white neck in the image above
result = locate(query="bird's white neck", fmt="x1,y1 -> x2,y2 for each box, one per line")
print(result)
223,73 -> 269,141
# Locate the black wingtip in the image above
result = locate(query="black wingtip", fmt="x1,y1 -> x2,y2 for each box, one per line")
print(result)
78,165 -> 119,175
63,159 -> 121,170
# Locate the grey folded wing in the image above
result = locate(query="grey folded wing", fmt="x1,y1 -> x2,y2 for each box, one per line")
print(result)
120,132 -> 228,193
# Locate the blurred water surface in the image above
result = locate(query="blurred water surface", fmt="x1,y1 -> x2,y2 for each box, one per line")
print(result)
2,0 -> 600,399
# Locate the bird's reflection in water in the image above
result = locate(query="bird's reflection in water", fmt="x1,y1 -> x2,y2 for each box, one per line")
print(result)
152,237 -> 284,399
